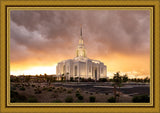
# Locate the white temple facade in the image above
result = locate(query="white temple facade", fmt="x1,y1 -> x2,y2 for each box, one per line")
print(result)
56,27 -> 107,80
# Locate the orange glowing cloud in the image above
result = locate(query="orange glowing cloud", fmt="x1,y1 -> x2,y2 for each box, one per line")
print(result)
10,10 -> 150,78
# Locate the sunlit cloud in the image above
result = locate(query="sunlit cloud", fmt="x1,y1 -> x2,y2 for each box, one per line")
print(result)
10,10 -> 150,78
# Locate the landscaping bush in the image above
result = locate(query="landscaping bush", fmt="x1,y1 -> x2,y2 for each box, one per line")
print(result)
67,90 -> 72,94
77,95 -> 83,100
19,86 -> 25,91
42,87 -> 47,90
76,90 -> 80,93
32,85 -> 35,87
28,96 -> 38,102
89,96 -> 96,102
108,96 -> 116,103
34,88 -> 42,94
11,90 -> 27,102
99,78 -> 107,82
11,86 -> 16,90
132,95 -> 149,103
48,88 -> 52,92
65,96 -> 73,102
51,93 -> 58,98
105,93 -> 108,95
76,92 -> 80,97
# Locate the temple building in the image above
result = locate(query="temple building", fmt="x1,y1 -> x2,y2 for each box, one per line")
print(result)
56,27 -> 107,80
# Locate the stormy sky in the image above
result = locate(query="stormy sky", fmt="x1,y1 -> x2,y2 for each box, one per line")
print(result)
10,10 -> 150,78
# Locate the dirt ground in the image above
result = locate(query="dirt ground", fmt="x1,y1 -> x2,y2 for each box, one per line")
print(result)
11,82 -> 149,103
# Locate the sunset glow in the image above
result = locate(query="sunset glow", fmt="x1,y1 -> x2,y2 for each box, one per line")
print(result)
10,10 -> 150,78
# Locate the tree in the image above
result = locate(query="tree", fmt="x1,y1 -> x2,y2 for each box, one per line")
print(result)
113,72 -> 122,102
122,74 -> 128,82
143,77 -> 150,83
70,77 -> 74,82
66,72 -> 69,82
61,74 -> 64,82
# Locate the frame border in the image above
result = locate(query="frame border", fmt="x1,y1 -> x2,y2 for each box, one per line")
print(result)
0,0 -> 159,113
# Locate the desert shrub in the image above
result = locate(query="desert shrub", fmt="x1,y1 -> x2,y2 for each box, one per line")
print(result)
11,90 -> 27,102
63,88 -> 66,91
76,92 -> 80,97
65,96 -> 73,102
116,94 -> 120,97
77,95 -> 83,100
19,86 -> 25,91
34,88 -> 42,94
48,88 -> 52,91
32,85 -> 35,87
108,96 -> 116,103
57,87 -> 60,90
11,98 -> 16,102
52,99 -> 62,103
11,86 -> 16,90
54,90 -> 57,93
52,87 -> 55,89
71,88 -> 74,91
42,87 -> 47,90
67,90 -> 72,94
132,95 -> 149,103
89,96 -> 96,102
90,92 -> 93,95
85,91 -> 88,94
28,96 -> 38,102
51,93 -> 58,98
105,93 -> 108,95
76,90 -> 80,93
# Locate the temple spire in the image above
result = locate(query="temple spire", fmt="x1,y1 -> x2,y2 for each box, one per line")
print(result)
76,25 -> 86,57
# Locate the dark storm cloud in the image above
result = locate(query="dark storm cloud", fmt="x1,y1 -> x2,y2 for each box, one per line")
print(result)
10,10 -> 150,62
